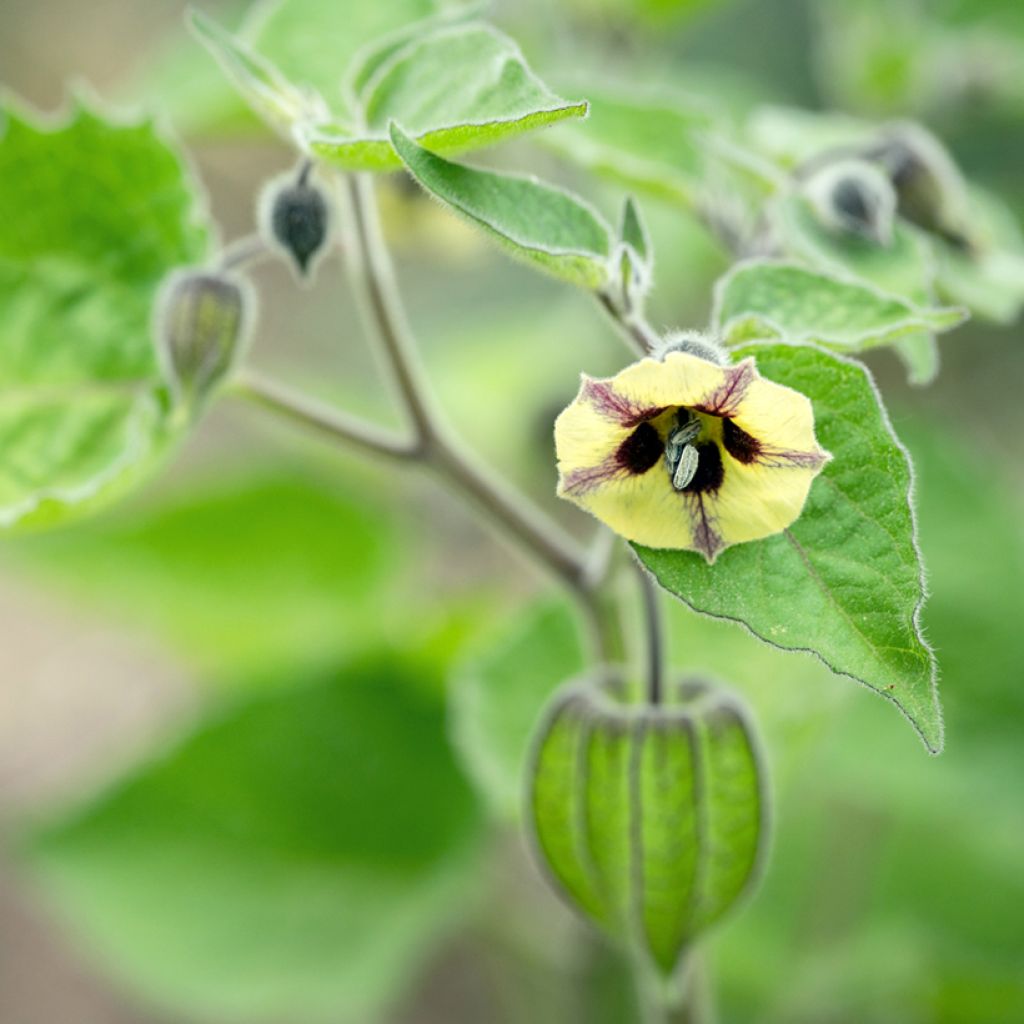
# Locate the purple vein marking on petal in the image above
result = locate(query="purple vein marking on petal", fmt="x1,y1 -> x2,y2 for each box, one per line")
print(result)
688,494 -> 724,562
561,456 -> 621,496
754,446 -> 831,469
693,360 -> 756,418
583,378 -> 665,427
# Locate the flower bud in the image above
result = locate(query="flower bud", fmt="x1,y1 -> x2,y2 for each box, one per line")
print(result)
155,269 -> 252,408
863,123 -> 973,252
259,164 -> 333,281
802,158 -> 896,247
527,672 -> 768,976
654,330 -> 728,365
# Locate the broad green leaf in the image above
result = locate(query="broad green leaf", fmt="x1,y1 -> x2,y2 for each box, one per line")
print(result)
634,343 -> 943,753
713,260 -> 965,355
449,599 -> 586,819
4,466 -> 401,678
772,193 -> 944,384
303,24 -> 587,171
188,8 -> 327,135
249,0 -> 442,107
0,99 -> 209,529
390,125 -> 614,288
529,675 -> 766,974
746,105 -> 873,169
544,87 -> 713,208
23,656 -> 483,1022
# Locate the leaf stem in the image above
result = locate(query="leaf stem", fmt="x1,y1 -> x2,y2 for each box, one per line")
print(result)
596,289 -> 660,356
219,233 -> 271,272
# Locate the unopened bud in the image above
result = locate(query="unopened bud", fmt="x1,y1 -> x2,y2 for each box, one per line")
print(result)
155,269 -> 252,408
802,158 -> 896,247
527,672 -> 768,976
863,123 -> 973,251
655,330 -> 728,365
259,163 -> 332,281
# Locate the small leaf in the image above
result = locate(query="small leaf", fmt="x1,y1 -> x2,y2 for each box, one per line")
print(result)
449,599 -> 586,820
544,88 -> 713,209
250,0 -> 443,108
22,656 -> 483,1022
390,124 -> 614,288
713,260 -> 965,354
304,24 -> 587,171
619,195 -> 652,266
634,343 -> 943,753
528,674 -> 768,974
0,98 -> 210,529
773,193 -> 945,384
188,8 -> 326,134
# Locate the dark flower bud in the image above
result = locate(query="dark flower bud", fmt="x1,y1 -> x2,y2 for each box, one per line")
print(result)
863,123 -> 974,252
155,269 -> 252,408
259,163 -> 333,281
802,158 -> 896,247
527,672 -> 769,977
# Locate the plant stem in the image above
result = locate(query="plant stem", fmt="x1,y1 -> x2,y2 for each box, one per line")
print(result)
595,289 -> 660,356
219,233 -> 271,272
342,173 -> 438,443
230,370 -> 417,461
317,171 -> 622,657
633,560 -> 664,706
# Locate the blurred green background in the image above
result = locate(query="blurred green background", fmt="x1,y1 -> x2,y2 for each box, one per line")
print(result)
1,0 -> 1022,1021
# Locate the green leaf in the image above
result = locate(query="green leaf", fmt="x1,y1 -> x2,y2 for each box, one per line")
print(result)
5,465 -> 402,677
449,599 -> 586,820
390,124 -> 614,288
0,98 -> 210,529
250,0 -> 443,107
619,195 -> 651,266
528,675 -> 767,973
934,187 -> 1024,325
304,24 -> 587,171
23,656 -> 483,1022
634,343 -> 943,753
772,194 -> 945,384
188,8 -> 327,134
544,87 -> 713,209
713,260 -> 965,355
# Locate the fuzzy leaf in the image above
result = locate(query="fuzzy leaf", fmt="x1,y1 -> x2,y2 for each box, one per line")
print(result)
304,24 -> 587,171
188,9 -> 325,134
773,194 -> 944,384
0,99 -> 209,529
449,600 -> 586,820
544,88 -> 712,208
713,260 -> 965,354
390,125 -> 614,288
250,0 -> 443,106
23,657 -> 483,1022
634,343 -> 943,753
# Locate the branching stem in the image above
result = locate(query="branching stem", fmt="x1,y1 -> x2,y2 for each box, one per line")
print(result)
596,289 -> 661,356
236,171 -> 624,661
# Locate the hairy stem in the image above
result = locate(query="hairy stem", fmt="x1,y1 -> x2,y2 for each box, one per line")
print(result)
634,560 -> 664,705
230,370 -> 417,461
596,290 -> 661,356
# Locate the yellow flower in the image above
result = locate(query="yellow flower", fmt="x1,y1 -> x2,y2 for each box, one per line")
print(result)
554,349 -> 830,562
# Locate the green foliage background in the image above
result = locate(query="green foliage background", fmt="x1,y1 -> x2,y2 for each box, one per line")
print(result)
1,0 -> 1022,1022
